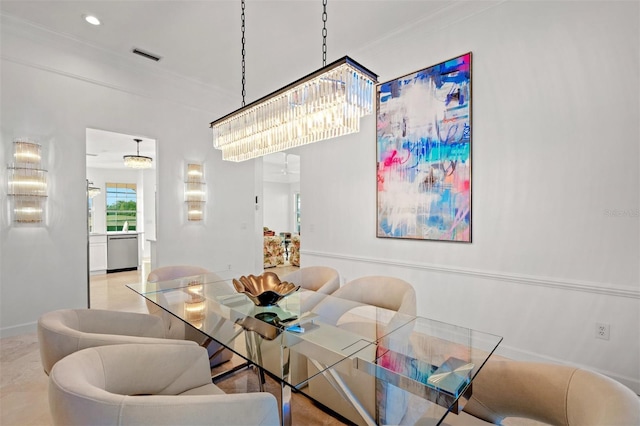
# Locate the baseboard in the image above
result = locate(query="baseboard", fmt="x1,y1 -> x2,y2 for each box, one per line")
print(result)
0,321 -> 37,339
106,267 -> 138,274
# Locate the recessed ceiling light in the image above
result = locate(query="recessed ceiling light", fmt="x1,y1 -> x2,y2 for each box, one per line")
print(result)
83,15 -> 101,26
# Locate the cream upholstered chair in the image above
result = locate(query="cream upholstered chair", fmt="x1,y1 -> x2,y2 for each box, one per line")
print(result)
37,308 -> 194,375
146,264 -> 210,283
311,275 -> 417,324
280,265 -> 340,311
437,360 -> 640,426
280,266 -> 340,293
146,265 -> 233,367
48,343 -> 280,426
146,265 -> 210,340
307,276 -> 417,425
331,275 -> 416,315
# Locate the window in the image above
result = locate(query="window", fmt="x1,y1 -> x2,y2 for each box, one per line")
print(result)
294,192 -> 301,233
106,183 -> 137,232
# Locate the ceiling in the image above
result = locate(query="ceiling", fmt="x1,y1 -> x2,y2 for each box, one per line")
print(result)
86,128 -> 155,170
263,152 -> 300,183
2,1 -> 462,173
0,0 -> 456,102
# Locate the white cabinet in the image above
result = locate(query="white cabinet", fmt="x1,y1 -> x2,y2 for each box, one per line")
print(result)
89,234 -> 108,273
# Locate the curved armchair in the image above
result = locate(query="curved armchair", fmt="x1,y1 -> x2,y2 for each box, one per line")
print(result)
335,275 -> 416,315
37,308 -> 194,375
308,276 -> 417,425
281,266 -> 339,293
147,265 -> 233,367
48,343 -> 280,426
146,265 -> 210,339
281,266 -> 340,312
147,265 -> 209,283
444,360 -> 640,426
312,275 -> 417,326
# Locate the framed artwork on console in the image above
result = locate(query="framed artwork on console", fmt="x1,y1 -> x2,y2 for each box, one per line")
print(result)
376,52 -> 472,242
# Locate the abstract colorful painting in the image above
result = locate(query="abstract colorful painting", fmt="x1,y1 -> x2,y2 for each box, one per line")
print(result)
376,53 -> 472,242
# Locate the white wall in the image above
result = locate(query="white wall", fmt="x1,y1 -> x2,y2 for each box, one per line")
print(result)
142,167 -> 156,256
298,1 -> 639,392
155,152 -> 258,273
264,181 -> 298,235
0,0 -> 637,394
0,15 -> 259,336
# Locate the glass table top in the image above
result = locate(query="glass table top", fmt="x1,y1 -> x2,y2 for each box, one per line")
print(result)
348,316 -> 502,424
127,270 -> 502,425
127,270 -> 417,387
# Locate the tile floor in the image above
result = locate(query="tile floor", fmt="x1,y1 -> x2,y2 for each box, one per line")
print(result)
0,263 -> 347,426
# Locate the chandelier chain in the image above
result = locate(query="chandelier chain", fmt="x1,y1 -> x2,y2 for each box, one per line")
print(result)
322,0 -> 327,66
241,0 -> 246,107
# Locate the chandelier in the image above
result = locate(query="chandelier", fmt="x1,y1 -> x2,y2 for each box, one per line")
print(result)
123,138 -> 152,169
210,0 -> 377,162
88,182 -> 101,198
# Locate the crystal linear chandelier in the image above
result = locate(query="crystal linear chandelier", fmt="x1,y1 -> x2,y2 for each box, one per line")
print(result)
210,1 -> 377,162
123,138 -> 152,169
211,57 -> 377,162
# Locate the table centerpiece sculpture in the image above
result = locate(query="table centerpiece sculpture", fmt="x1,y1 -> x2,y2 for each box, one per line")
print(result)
232,271 -> 299,307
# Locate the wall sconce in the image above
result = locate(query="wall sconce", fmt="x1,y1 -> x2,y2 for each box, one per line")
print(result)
7,138 -> 48,224
184,163 -> 205,221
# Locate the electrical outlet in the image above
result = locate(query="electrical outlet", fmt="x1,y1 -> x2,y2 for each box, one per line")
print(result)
595,323 -> 610,340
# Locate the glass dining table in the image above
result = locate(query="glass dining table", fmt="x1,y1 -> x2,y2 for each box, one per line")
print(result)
127,270 -> 502,426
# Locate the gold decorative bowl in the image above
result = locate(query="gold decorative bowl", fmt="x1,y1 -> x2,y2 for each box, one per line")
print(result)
232,272 -> 300,306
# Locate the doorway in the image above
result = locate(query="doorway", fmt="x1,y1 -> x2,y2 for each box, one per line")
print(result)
86,128 -> 156,306
262,152 -> 300,268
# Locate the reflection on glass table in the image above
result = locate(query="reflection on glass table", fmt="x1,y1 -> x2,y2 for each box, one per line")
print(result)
309,316 -> 503,425
127,270 -> 502,426
127,270 -> 417,426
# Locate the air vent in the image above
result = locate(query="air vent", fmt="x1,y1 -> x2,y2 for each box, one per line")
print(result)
132,48 -> 161,62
